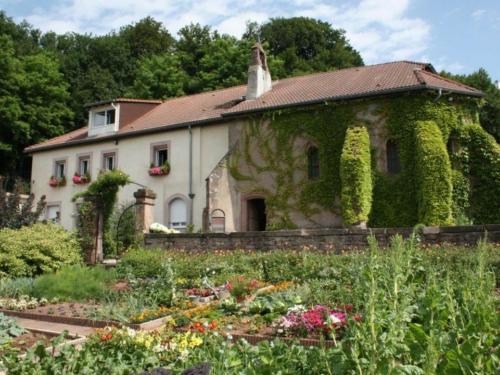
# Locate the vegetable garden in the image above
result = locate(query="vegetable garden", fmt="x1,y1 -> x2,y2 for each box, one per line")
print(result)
0,234 -> 499,374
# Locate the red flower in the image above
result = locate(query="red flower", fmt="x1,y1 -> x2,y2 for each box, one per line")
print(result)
353,313 -> 362,322
100,333 -> 113,341
190,322 -> 205,333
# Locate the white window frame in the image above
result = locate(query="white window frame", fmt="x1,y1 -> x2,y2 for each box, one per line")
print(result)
102,151 -> 117,171
46,203 -> 61,224
92,109 -> 116,128
78,156 -> 90,175
54,160 -> 66,179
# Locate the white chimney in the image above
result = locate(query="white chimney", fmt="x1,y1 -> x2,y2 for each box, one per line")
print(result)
246,43 -> 272,100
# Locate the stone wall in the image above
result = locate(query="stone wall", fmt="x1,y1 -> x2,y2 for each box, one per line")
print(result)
144,224 -> 500,251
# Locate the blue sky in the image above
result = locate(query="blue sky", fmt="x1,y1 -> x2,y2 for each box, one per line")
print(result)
1,0 -> 499,80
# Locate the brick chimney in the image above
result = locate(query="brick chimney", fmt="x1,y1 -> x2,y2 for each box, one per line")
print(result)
246,43 -> 272,100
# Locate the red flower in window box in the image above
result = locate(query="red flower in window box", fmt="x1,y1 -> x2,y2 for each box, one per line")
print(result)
148,161 -> 170,176
49,176 -> 66,187
72,173 -> 91,184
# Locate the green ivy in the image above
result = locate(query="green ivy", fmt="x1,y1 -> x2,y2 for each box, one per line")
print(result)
414,120 -> 453,225
457,124 -> 500,223
451,170 -> 471,224
340,126 -> 373,225
229,93 -> 497,228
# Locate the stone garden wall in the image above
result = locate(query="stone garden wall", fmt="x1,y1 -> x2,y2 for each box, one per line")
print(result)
144,225 -> 500,252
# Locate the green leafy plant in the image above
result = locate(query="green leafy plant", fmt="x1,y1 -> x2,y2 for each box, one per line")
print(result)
31,265 -> 116,301
0,312 -> 25,344
340,125 -> 373,226
414,120 -> 453,225
0,223 -> 81,278
116,248 -> 168,278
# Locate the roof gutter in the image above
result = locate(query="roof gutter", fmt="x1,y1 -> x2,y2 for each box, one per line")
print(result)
25,86 -> 484,154
221,85 -> 484,118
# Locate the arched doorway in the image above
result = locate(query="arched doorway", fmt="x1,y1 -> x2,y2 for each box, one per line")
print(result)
246,198 -> 266,231
168,197 -> 187,231
210,209 -> 226,233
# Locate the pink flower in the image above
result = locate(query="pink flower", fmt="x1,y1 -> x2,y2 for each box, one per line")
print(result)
72,175 -> 82,184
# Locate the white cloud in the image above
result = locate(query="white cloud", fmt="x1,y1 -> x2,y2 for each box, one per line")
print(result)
472,9 -> 486,20
20,0 -> 431,64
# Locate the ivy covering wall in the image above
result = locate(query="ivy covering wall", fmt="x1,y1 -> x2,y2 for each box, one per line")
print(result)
228,92 -> 499,228
414,120 -> 453,225
340,126 -> 372,225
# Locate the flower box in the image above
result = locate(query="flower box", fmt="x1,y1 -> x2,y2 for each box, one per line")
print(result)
49,176 -> 66,187
72,173 -> 91,185
148,162 -> 170,176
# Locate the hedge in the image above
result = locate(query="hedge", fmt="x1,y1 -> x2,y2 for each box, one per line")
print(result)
414,120 -> 453,225
340,126 -> 373,226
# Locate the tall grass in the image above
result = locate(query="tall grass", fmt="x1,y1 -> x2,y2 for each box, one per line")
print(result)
32,265 -> 116,301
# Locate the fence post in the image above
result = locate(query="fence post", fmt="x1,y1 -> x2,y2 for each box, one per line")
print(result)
134,188 -> 156,235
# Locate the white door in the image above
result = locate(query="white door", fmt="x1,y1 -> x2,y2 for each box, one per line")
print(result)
169,198 -> 187,230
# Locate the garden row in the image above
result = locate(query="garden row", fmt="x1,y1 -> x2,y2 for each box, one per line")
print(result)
1,232 -> 499,374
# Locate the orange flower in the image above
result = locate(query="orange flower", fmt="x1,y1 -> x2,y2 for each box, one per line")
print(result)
100,332 -> 113,341
209,320 -> 218,330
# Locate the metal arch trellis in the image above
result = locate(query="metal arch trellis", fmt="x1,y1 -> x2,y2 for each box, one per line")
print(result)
114,180 -> 149,255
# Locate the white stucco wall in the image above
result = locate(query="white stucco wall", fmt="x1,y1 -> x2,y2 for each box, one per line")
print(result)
30,122 -> 231,231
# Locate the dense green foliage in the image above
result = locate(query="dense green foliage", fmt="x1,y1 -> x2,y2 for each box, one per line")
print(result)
457,124 -> 500,223
0,178 -> 46,229
0,12 -> 363,183
116,248 -> 168,278
2,238 -> 499,374
414,120 -> 453,225
31,266 -> 116,301
254,17 -> 363,76
73,170 -> 130,259
231,94 -> 498,227
442,68 -> 500,142
0,223 -> 81,278
340,126 -> 373,225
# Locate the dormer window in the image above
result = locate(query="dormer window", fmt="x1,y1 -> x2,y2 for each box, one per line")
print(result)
93,109 -> 115,128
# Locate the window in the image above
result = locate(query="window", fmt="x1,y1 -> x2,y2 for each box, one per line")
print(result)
386,140 -> 401,174
151,142 -> 170,167
102,152 -> 116,171
93,109 -> 115,128
307,146 -> 320,179
54,160 -> 66,179
79,156 -> 90,175
169,198 -> 187,230
154,146 -> 168,167
46,204 -> 61,224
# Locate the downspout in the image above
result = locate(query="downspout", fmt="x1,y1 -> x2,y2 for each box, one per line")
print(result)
433,88 -> 443,102
188,124 -> 194,225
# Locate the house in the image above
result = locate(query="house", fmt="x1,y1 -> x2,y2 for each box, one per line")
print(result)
25,44 -> 486,232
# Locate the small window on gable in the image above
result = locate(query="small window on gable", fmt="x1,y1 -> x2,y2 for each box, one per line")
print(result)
79,156 -> 90,175
93,109 -> 115,128
153,145 -> 169,167
102,152 -> 116,171
386,140 -> 401,174
307,146 -> 320,179
54,160 -> 66,179
46,204 -> 61,224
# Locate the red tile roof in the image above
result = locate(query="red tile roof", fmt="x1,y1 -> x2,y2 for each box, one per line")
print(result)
25,61 -> 482,153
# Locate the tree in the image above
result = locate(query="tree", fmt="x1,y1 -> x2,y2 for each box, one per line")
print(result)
254,17 -> 363,76
119,17 -> 174,59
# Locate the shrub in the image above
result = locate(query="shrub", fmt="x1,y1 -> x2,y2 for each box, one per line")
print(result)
458,124 -> 500,224
32,265 -> 116,301
0,177 -> 46,230
340,126 -> 373,225
104,201 -> 139,257
451,170 -> 471,224
116,248 -> 168,278
0,223 -> 82,278
414,120 -> 453,225
0,278 -> 34,298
